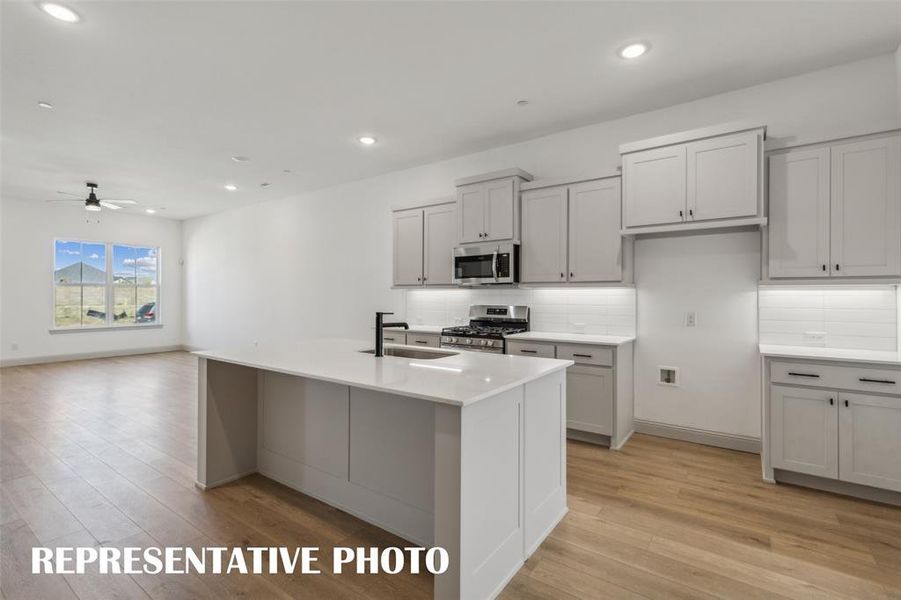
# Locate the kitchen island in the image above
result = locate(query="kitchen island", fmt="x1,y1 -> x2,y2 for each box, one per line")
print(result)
194,339 -> 573,599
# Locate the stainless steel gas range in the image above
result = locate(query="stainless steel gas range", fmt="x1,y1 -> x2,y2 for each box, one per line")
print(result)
440,305 -> 529,354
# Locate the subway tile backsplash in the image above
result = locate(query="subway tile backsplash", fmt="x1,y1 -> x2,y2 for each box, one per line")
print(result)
403,287 -> 636,337
758,286 -> 898,351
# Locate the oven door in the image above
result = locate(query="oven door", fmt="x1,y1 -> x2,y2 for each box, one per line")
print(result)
453,243 -> 516,285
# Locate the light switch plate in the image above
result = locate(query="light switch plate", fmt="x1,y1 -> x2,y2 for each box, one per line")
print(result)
685,311 -> 697,327
804,331 -> 827,345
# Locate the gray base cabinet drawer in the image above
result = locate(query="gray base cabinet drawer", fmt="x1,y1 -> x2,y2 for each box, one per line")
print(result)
506,341 -> 556,358
382,332 -> 406,345
771,360 -> 901,394
557,344 -> 613,366
406,333 -> 440,348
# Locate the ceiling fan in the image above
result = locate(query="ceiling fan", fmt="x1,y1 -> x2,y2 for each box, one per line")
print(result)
49,182 -> 138,211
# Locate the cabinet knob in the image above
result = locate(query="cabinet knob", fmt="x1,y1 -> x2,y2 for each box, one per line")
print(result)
835,264 -> 840,272
844,399 -> 849,407
822,264 -> 826,272
560,272 -> 564,279
829,398 -> 834,405
570,272 -> 574,278
689,209 -> 693,217
417,277 -> 421,282
422,277 -> 427,282
679,210 -> 684,219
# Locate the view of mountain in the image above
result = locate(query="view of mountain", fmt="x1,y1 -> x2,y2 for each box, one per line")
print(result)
54,262 -> 106,284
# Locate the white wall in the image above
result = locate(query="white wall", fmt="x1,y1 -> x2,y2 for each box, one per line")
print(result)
1,198 -> 183,364
183,53 -> 899,438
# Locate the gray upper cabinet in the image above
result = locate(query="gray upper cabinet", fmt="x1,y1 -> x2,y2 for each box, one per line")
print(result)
521,186 -> 567,283
622,145 -> 687,228
569,179 -> 622,282
393,208 -> 424,286
454,169 -> 532,244
830,135 -> 901,277
520,176 -> 624,284
768,147 -> 831,278
767,133 -> 901,279
620,124 -> 764,232
392,202 -> 456,287
423,203 -> 456,285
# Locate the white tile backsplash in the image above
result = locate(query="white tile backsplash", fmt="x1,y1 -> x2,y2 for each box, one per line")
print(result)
758,286 -> 898,351
403,287 -> 636,336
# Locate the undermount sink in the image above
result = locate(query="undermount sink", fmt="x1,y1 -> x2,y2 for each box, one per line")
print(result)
361,347 -> 458,360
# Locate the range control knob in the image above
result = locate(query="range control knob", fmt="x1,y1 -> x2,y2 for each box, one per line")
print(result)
478,339 -> 488,346
447,337 -> 456,344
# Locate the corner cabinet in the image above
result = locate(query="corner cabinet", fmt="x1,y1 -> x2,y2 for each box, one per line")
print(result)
454,169 -> 533,244
767,133 -> 901,279
620,124 -> 765,233
392,202 -> 456,287
763,357 -> 901,497
520,175 -> 626,283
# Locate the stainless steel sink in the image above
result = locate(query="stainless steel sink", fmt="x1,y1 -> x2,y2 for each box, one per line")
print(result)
360,347 -> 458,360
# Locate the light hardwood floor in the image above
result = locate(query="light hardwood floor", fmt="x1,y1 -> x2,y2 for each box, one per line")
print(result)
2,351 -> 900,599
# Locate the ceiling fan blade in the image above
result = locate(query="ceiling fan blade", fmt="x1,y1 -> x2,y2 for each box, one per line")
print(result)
47,198 -> 84,203
99,201 -> 123,210
101,198 -> 137,204
56,190 -> 84,197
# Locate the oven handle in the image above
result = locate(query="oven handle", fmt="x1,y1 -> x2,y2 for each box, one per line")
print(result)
492,248 -> 498,281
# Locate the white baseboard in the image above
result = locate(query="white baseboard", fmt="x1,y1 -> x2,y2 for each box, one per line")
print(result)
1,345 -> 188,367
633,419 -> 761,454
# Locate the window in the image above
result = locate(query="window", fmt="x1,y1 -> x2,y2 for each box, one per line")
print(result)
53,240 -> 160,329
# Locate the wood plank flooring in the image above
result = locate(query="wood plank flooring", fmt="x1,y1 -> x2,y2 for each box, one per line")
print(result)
2,351 -> 900,599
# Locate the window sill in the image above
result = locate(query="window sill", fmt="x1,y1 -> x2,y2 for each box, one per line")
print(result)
49,324 -> 164,334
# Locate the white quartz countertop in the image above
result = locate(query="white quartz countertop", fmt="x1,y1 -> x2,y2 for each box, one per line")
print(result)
195,339 -> 573,406
506,331 -> 635,346
759,344 -> 901,366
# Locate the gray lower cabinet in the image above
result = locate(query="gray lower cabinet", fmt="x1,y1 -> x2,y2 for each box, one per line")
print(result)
406,332 -> 440,348
765,357 -> 901,494
506,339 -> 633,449
381,332 -> 406,345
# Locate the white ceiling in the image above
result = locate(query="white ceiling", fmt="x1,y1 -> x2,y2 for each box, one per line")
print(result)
2,1 -> 900,220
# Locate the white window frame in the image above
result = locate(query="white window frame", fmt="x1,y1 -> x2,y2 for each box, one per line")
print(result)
50,238 -> 162,331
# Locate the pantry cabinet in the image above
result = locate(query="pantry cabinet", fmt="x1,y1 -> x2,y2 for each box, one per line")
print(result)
767,133 -> 901,279
454,169 -> 532,244
392,202 -> 456,287
520,176 -> 624,284
621,124 -> 764,231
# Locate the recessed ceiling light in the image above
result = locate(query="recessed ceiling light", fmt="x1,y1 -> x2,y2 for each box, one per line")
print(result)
231,156 -> 250,163
224,184 -> 238,191
37,101 -> 54,109
283,169 -> 292,174
145,208 -> 156,214
516,100 -> 529,107
39,3 -> 80,23
260,182 -> 271,187
619,42 -> 648,59
358,136 -> 377,146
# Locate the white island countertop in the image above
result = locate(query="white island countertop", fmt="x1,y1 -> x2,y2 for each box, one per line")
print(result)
507,331 -> 635,345
759,344 -> 901,366
195,339 -> 573,407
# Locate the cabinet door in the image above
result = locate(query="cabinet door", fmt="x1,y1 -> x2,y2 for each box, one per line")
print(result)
520,187 -> 567,283
838,392 -> 901,492
423,203 -> 456,286
392,208 -> 423,286
622,145 -> 687,227
569,178 -> 622,282
566,365 -> 613,436
768,148 -> 831,278
686,131 -> 760,221
484,178 -> 515,241
830,135 -> 901,277
769,385 -> 838,478
456,183 -> 485,244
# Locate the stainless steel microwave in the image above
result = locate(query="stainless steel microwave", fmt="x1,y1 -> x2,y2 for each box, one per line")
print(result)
453,242 -> 519,285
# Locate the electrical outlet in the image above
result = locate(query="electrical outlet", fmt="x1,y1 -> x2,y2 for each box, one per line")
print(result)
804,331 -> 827,345
685,311 -> 697,327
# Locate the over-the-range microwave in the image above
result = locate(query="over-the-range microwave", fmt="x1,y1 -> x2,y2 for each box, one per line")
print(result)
453,242 -> 519,286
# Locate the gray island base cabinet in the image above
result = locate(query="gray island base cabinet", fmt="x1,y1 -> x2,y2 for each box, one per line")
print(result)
195,341 -> 572,599
762,353 -> 901,504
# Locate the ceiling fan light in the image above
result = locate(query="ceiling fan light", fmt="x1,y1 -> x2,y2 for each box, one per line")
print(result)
85,204 -> 101,212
